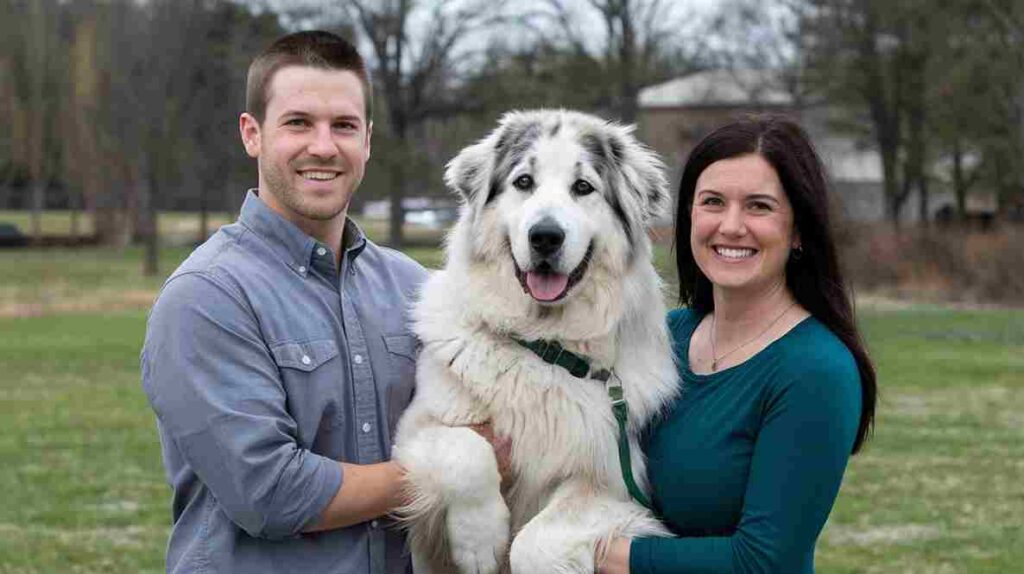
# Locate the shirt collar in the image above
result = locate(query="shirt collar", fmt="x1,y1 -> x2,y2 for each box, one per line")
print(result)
238,189 -> 368,274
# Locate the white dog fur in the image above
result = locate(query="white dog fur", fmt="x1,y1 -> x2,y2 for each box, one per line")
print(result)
393,109 -> 678,574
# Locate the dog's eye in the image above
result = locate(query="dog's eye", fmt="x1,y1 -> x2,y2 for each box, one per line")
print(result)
513,174 -> 534,191
572,180 -> 595,196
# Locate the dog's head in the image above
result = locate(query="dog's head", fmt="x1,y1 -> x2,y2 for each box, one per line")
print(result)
445,109 -> 669,309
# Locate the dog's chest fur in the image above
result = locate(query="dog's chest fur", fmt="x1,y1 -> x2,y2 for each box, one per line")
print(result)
415,295 -> 637,527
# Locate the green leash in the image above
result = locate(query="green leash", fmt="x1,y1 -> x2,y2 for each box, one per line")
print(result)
512,337 -> 653,510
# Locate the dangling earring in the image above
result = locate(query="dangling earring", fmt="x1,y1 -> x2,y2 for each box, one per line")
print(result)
791,245 -> 803,260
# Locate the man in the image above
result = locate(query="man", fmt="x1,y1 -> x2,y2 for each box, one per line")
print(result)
142,31 -> 425,573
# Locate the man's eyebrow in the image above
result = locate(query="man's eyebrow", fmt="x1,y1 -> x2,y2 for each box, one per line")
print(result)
279,110 -> 363,123
332,114 -> 363,123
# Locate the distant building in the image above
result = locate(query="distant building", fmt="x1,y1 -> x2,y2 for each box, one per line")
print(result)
637,69 -> 982,225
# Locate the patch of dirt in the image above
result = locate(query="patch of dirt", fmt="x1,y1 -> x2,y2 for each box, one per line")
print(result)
826,523 -> 943,546
0,290 -> 158,318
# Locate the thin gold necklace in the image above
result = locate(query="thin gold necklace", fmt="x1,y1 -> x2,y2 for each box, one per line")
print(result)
709,301 -> 797,371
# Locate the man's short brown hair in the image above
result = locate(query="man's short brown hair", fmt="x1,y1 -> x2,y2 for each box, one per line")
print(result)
246,30 -> 373,124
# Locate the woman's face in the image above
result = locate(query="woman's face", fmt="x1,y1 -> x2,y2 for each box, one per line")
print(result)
690,153 -> 798,296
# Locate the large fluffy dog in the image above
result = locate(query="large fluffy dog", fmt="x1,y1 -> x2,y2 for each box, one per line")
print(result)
393,110 -> 678,574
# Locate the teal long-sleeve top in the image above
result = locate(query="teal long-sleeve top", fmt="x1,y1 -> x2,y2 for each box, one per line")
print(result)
630,308 -> 862,574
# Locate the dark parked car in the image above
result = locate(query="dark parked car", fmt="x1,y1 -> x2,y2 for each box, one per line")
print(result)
0,222 -> 29,247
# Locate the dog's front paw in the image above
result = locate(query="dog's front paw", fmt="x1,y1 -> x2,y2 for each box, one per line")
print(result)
447,498 -> 510,574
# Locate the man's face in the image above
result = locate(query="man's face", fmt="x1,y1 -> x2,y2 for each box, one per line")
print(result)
240,66 -> 371,230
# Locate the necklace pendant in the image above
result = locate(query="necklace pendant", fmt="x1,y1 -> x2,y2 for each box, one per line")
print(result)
711,359 -> 717,371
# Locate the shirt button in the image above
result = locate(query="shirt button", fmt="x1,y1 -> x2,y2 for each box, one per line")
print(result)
361,422 -> 371,433
301,355 -> 311,365
316,247 -> 327,256
298,265 -> 307,274
353,354 -> 363,365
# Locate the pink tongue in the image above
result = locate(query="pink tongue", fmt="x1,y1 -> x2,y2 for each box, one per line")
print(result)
526,272 -> 569,301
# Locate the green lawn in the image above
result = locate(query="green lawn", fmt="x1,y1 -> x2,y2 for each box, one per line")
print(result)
816,309 -> 1024,572
0,241 -> 1021,573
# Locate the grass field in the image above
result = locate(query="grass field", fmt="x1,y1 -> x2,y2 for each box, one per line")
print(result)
1,239 -> 1022,572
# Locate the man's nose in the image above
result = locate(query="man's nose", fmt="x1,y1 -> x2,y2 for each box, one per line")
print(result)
307,124 -> 338,158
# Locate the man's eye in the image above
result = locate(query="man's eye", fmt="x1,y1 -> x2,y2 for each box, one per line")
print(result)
285,119 -> 307,127
572,180 -> 595,196
513,174 -> 534,190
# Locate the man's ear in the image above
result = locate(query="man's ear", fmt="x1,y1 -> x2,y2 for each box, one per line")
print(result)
239,113 -> 261,158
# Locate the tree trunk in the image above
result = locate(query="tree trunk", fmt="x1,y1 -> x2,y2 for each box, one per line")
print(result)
27,0 -> 48,244
199,199 -> 209,245
618,0 -> 638,123
389,157 -> 406,247
70,187 -> 81,240
388,106 -> 409,248
30,182 -> 45,242
918,175 -> 930,226
135,157 -> 159,277
952,139 -> 966,221
880,142 -> 903,226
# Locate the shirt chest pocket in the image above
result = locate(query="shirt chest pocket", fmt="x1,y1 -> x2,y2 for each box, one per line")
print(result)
270,339 -> 340,372
381,334 -> 417,435
269,339 -> 343,448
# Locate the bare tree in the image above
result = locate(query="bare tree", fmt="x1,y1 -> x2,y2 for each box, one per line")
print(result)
24,0 -> 61,242
535,0 -> 683,122
343,0 -> 500,246
795,0 -> 943,225
980,0 -> 1024,218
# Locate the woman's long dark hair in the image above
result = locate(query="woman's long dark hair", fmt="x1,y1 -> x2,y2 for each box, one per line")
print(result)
675,115 -> 876,454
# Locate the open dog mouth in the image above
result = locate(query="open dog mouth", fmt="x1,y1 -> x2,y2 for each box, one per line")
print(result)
514,242 -> 594,302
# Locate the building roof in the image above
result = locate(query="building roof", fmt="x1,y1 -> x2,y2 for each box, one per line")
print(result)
639,69 -> 795,108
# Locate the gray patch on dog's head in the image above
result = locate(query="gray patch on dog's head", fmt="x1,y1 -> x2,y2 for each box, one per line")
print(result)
488,119 -> 543,204
572,121 -> 670,258
444,112 -> 549,207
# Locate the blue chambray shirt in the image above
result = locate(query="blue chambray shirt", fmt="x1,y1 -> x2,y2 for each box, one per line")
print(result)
142,190 -> 427,574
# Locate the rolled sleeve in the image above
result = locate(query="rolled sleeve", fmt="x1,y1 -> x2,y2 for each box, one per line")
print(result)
142,272 -> 343,539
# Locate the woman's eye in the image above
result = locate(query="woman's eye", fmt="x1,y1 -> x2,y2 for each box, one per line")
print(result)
750,201 -> 772,211
513,174 -> 534,190
700,196 -> 723,206
572,179 -> 595,195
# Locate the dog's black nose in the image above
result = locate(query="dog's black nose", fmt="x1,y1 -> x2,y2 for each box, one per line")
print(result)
529,218 -> 565,258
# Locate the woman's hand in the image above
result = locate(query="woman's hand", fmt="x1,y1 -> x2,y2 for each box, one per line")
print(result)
596,536 -> 631,574
469,422 -> 514,492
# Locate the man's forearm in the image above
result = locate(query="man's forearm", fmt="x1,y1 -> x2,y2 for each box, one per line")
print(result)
304,460 -> 405,532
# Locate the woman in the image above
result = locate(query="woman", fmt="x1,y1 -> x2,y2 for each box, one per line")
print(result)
598,116 -> 877,573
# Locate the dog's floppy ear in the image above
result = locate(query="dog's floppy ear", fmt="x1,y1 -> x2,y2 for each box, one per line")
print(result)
444,138 -> 493,204
612,130 -> 671,223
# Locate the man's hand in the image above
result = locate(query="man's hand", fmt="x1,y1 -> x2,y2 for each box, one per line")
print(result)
469,422 -> 514,492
